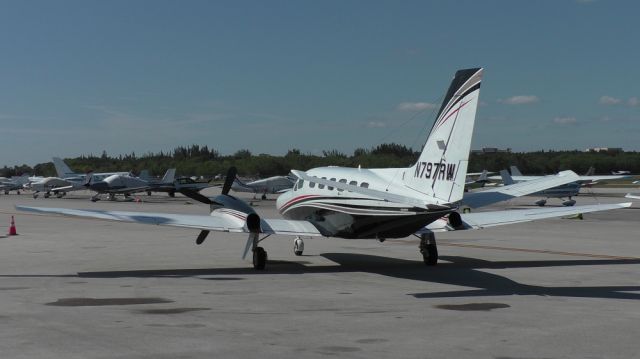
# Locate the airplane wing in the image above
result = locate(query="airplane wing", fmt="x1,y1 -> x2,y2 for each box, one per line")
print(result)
106,186 -> 152,194
15,206 -> 322,237
423,202 -> 631,232
578,175 -> 632,183
462,170 -> 580,208
625,194 -> 640,200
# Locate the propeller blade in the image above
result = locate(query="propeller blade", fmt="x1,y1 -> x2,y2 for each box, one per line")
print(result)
179,189 -> 216,205
222,167 -> 237,196
242,233 -> 257,260
196,230 -> 209,245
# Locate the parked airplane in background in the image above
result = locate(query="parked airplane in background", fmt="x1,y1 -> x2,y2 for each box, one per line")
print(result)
0,174 -> 30,194
501,170 -> 580,206
140,169 -> 214,196
464,170 -> 490,191
490,165 -> 631,186
231,175 -> 295,199
53,157 -> 128,182
612,170 -> 631,175
17,68 -> 631,271
85,173 -> 152,202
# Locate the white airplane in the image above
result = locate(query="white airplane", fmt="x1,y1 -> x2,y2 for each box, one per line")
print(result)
16,68 -> 631,270
500,170 -> 580,206
52,157 -> 128,182
489,165 -> 631,185
0,174 -> 30,194
231,176 -> 295,199
84,173 -> 154,202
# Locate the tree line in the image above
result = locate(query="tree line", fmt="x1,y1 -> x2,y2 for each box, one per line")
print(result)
1,144 -> 638,179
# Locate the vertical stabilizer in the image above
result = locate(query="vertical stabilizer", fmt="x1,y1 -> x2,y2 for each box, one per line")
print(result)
510,166 -> 523,176
500,169 -> 515,185
161,168 -> 176,184
139,170 -> 151,181
403,68 -> 483,204
52,157 -> 76,178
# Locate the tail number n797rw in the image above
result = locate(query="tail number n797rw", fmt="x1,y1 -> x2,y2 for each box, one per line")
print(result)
414,162 -> 456,181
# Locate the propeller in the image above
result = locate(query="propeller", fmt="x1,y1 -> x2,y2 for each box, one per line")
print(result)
221,166 -> 237,195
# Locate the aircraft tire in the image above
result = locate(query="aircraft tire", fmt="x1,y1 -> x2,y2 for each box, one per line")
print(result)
423,244 -> 438,266
253,247 -> 267,270
261,194 -> 267,200
294,238 -> 304,256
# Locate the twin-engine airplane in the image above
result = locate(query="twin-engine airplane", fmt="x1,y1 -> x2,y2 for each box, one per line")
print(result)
16,68 -> 631,270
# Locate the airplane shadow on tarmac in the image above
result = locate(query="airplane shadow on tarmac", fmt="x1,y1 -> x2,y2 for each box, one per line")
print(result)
64,253 -> 640,301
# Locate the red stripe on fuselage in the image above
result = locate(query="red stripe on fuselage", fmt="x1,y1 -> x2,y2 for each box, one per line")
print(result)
279,194 -> 321,211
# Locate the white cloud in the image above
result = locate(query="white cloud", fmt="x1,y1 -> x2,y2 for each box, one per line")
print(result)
599,96 -> 622,105
628,97 -> 639,107
553,117 -> 577,125
498,95 -> 539,105
396,102 -> 438,112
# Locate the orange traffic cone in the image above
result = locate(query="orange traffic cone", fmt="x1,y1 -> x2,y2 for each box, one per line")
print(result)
8,216 -> 17,236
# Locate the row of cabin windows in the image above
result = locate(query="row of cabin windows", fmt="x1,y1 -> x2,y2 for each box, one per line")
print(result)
294,178 -> 369,192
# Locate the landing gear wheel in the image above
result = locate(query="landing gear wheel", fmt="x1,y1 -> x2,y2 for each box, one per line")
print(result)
261,194 -> 267,200
147,190 -> 152,196
44,192 -> 50,198
423,244 -> 438,266
294,237 -> 304,256
169,191 -> 175,198
253,247 -> 267,270
419,232 -> 438,266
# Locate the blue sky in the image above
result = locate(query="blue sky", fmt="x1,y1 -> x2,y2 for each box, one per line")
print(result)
1,0 -> 638,167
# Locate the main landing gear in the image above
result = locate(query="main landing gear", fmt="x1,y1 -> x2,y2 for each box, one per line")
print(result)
253,246 -> 267,270
419,232 -> 438,266
293,237 -> 304,256
261,194 -> 267,200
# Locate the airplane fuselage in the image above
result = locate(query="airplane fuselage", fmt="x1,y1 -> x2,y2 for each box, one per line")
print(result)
276,166 -> 454,239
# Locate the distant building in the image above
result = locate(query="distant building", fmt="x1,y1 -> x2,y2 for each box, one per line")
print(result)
585,147 -> 623,153
471,147 -> 512,154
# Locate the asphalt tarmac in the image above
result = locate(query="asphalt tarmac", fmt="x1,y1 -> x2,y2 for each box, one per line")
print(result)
0,188 -> 638,358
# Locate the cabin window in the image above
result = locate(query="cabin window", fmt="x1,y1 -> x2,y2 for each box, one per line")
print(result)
309,181 -> 315,188
360,182 -> 369,188
338,179 -> 347,192
328,178 -> 336,191
348,180 -> 357,192
318,177 -> 326,189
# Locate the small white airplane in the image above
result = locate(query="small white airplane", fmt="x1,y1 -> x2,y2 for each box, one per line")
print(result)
489,166 -> 631,185
0,174 -> 30,194
84,173 -> 155,202
52,157 -> 129,182
16,68 -> 631,270
500,170 -> 580,206
231,176 -> 295,199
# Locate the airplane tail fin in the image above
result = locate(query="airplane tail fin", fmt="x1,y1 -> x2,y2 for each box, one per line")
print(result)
402,68 -> 483,205
509,166 -> 523,176
52,157 -> 75,178
161,168 -> 176,184
139,170 -> 150,181
83,172 -> 94,187
477,170 -> 488,184
500,169 -> 515,185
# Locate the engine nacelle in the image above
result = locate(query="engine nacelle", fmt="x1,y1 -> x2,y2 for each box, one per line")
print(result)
448,211 -> 465,230
246,213 -> 261,233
